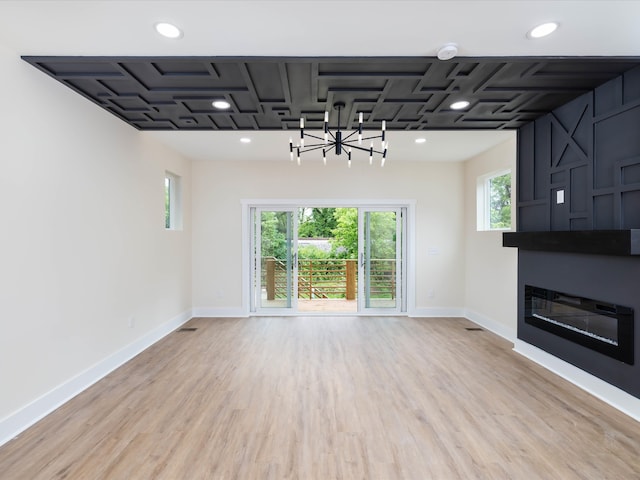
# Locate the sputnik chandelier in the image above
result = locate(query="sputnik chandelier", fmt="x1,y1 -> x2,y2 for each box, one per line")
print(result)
289,102 -> 388,167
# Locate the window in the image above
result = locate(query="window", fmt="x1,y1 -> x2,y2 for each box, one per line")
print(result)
477,170 -> 512,231
165,171 -> 182,230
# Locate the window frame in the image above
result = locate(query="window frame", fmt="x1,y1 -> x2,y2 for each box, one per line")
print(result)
477,169 -> 512,232
165,171 -> 182,231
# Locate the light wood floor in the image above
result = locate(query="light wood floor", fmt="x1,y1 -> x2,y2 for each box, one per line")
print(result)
1,316 -> 639,479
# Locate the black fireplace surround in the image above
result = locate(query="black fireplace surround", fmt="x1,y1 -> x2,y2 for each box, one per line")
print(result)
504,230 -> 640,399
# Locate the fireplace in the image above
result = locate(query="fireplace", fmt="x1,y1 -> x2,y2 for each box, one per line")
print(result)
504,231 -> 640,399
525,285 -> 634,365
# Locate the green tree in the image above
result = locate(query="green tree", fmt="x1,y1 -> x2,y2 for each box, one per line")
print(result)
311,208 -> 337,237
330,209 -> 397,259
260,211 -> 288,259
298,207 -> 337,238
489,173 -> 511,229
367,211 -> 397,259
330,208 -> 358,258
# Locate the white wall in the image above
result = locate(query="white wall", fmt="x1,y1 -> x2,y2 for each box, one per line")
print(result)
192,158 -> 465,315
0,32 -> 518,442
0,42 -> 192,438
463,137 -> 518,340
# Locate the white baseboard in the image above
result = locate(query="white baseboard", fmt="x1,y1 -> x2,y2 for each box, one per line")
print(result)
0,309 -> 192,448
514,340 -> 640,423
464,309 -> 516,343
191,307 -> 248,318
409,307 -> 465,318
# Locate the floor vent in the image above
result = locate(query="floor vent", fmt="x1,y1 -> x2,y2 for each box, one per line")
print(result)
178,327 -> 198,332
465,327 -> 483,331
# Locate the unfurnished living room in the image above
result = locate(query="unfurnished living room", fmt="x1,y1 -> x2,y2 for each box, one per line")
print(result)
1,1 -> 640,478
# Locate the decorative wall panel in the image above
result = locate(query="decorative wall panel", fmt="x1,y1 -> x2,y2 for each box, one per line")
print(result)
517,65 -> 640,231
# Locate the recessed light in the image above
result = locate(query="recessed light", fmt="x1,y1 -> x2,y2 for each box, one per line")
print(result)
528,22 -> 558,39
154,22 -> 182,39
415,138 -> 427,144
450,100 -> 470,110
240,137 -> 251,144
212,100 -> 231,110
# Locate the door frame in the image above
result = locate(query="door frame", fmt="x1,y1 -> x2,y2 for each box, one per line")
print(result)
242,199 -> 415,316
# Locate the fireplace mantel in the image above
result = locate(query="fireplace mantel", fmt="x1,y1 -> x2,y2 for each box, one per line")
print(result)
503,230 -> 640,256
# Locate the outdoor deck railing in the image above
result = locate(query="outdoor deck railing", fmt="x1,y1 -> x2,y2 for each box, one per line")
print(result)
263,257 -> 396,300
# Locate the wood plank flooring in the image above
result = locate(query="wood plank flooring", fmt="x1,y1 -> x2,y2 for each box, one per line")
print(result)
1,316 -> 639,479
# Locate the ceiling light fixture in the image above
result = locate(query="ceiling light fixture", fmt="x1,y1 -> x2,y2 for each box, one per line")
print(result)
415,138 -> 427,144
212,100 -> 231,110
528,22 -> 559,39
154,22 -> 182,39
240,137 -> 251,144
450,100 -> 470,110
436,43 -> 458,61
290,102 -> 388,167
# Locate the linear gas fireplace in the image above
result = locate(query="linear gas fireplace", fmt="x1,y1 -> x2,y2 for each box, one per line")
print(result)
525,286 -> 634,365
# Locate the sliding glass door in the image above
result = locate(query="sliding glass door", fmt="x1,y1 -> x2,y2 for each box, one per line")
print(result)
249,203 -> 406,314
359,208 -> 403,313
252,208 -> 297,313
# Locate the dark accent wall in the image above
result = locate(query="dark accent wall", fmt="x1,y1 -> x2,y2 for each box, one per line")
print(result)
515,65 -> 640,400
517,65 -> 640,232
518,251 -> 640,397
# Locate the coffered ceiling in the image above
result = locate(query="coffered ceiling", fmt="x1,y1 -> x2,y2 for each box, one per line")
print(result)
23,56 -> 640,131
3,1 -> 640,162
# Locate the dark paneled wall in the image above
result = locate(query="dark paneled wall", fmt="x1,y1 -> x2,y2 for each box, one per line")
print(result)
518,65 -> 640,231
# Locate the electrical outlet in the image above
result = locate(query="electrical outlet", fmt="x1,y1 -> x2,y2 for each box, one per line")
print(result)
428,289 -> 435,299
128,316 -> 135,328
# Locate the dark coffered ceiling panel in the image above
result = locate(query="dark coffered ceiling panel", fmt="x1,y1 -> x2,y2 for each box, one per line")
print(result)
22,56 -> 640,131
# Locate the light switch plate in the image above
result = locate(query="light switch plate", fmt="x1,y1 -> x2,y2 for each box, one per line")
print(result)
557,189 -> 565,204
